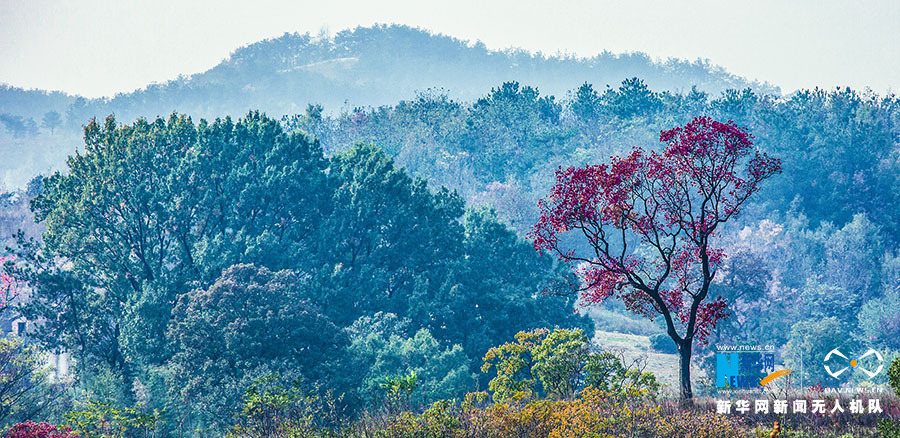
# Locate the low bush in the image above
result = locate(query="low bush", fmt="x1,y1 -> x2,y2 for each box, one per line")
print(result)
63,402 -> 162,438
653,411 -> 744,438
7,421 -> 80,438
229,374 -> 344,438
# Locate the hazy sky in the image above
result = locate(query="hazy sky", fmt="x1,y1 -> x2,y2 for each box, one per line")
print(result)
1,0 -> 898,98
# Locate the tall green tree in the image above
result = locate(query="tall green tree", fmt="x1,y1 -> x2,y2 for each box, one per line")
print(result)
41,111 -> 62,135
168,264 -> 347,430
317,143 -> 464,326
23,111 -> 328,398
461,81 -> 569,180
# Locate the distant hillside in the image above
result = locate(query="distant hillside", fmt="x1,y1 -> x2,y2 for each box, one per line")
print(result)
0,24 -> 776,187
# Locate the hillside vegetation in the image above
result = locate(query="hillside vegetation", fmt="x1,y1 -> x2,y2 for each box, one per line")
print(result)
0,24 -> 898,437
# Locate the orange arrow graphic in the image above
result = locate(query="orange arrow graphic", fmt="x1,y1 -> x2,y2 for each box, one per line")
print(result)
759,369 -> 792,386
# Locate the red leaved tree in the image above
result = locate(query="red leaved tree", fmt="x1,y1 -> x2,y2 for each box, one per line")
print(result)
530,117 -> 781,399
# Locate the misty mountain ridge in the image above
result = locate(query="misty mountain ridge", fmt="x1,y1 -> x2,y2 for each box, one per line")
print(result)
2,24 -> 775,120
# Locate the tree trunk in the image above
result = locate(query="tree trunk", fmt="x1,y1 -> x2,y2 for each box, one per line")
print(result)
678,339 -> 694,401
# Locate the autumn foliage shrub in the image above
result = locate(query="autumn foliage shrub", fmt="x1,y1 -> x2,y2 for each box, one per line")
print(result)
6,421 -> 79,438
471,400 -> 559,437
349,386 -> 747,438
548,386 -> 659,438
362,401 -> 464,438
222,374 -> 894,437
653,411 -> 744,438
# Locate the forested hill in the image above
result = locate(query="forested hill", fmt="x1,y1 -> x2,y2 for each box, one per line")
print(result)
93,24 -> 775,118
0,24 -> 774,187
3,24 -> 773,119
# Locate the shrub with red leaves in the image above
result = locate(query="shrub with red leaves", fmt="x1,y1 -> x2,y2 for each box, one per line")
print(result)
6,421 -> 80,438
